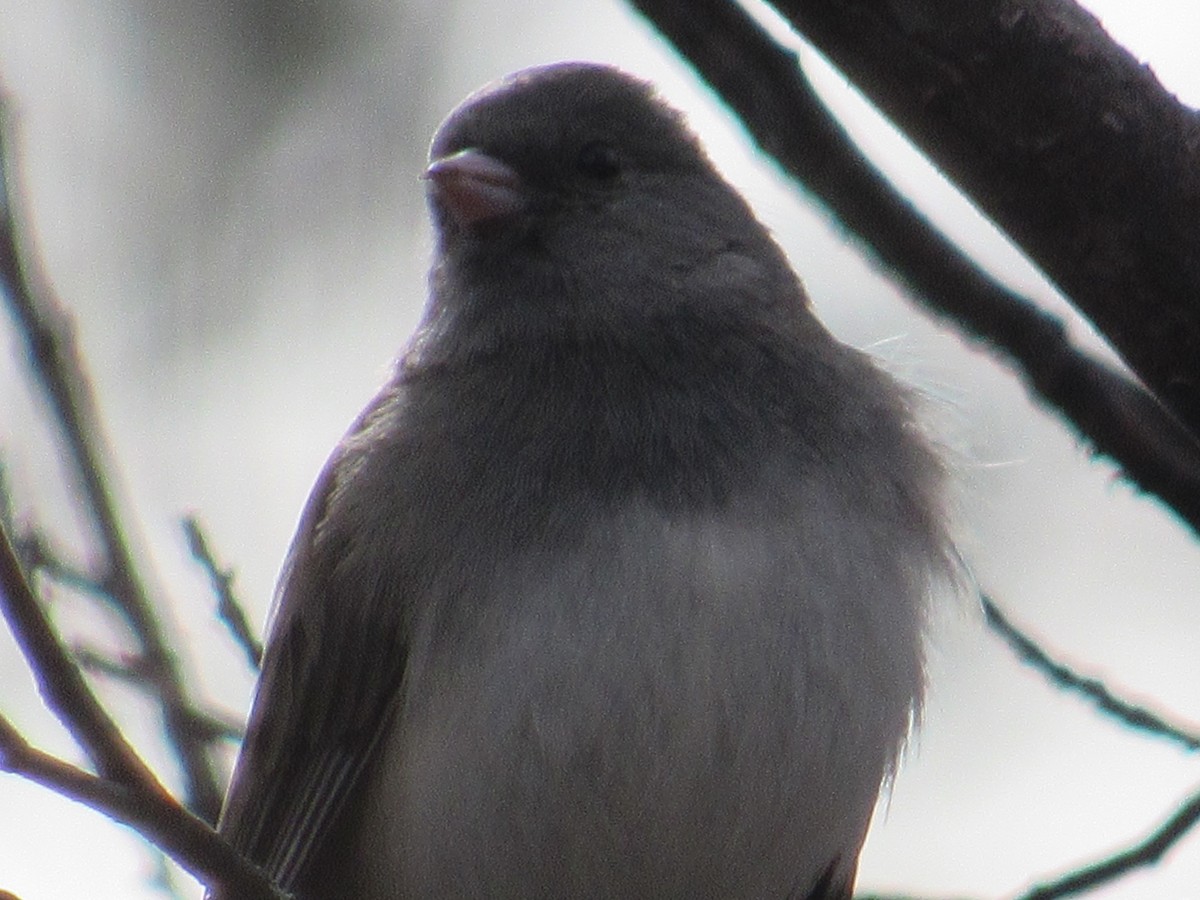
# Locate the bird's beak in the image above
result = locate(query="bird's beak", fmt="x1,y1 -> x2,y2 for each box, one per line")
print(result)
423,149 -> 526,226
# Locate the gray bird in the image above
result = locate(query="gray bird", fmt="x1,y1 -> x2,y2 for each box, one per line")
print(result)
212,62 -> 955,900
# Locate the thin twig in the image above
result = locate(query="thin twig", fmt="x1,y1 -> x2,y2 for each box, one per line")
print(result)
857,735 -> 1200,900
183,516 -> 262,669
0,518 -> 160,788
0,98 -> 223,820
626,0 -> 1200,536
68,642 -> 244,742
983,596 -> 1200,752
73,645 -> 145,682
1018,786 -> 1200,899
189,709 -> 246,744
13,529 -> 111,601
0,714 -> 284,899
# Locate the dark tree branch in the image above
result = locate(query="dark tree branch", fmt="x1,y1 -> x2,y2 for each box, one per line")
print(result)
0,714 -> 284,900
12,530 -> 110,601
626,5 -> 1200,898
984,596 -> 1200,752
0,101 -> 224,821
188,709 -> 246,744
765,0 -> 1200,440
626,0 -> 1200,536
0,524 -> 258,889
856,599 -> 1200,900
73,645 -> 146,683
1017,786 -> 1200,899
0,519 -> 160,788
183,516 -> 263,669
70,642 -> 245,742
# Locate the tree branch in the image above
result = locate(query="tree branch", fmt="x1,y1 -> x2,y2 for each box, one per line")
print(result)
765,0 -> 1200,440
0,99 -> 224,820
0,518 -> 160,789
183,516 -> 263,670
855,601 -> 1200,898
626,0 -> 1200,536
1018,785 -> 1200,899
11,530 -> 109,601
627,5 -> 1200,897
984,595 -> 1200,752
0,714 -> 283,900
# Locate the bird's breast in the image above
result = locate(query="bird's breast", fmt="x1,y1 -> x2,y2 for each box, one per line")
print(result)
349,473 -> 925,898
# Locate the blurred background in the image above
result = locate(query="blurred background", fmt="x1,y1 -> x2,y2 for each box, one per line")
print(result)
0,1 -> 1198,897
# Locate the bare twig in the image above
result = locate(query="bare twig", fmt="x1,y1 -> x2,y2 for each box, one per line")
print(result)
183,516 -> 262,669
73,645 -> 146,683
65,643 -> 243,743
12,529 -> 110,601
1018,786 -> 1200,899
188,709 -> 246,744
0,518 -> 160,788
856,749 -> 1200,900
626,0 -> 1200,536
984,596 -> 1200,752
0,714 -> 283,900
0,99 -> 223,820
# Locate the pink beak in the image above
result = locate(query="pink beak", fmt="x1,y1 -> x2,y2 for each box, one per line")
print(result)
424,149 -> 526,226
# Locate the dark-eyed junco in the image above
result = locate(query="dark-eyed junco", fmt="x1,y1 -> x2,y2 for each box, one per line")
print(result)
212,61 -> 955,899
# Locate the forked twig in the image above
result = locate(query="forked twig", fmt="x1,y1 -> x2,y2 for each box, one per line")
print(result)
0,96 -> 223,820
183,516 -> 263,669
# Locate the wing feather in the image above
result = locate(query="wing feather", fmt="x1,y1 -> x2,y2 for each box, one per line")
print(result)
213,389 -> 410,898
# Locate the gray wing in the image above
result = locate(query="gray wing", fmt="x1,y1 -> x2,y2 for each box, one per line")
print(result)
214,388 -> 411,897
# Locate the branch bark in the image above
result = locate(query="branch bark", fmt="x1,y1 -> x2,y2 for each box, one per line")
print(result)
1018,785 -> 1200,899
627,0 -> 1200,535
0,715 -> 284,900
0,519 -> 282,898
183,516 -> 263,670
0,519 -> 158,788
768,0 -> 1200,438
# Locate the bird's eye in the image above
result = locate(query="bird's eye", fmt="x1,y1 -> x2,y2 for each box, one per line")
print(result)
575,141 -> 622,181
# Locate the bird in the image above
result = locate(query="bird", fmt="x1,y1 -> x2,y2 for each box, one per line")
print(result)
210,61 -> 955,900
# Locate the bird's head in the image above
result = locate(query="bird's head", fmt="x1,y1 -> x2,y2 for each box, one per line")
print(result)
416,62 -> 805,360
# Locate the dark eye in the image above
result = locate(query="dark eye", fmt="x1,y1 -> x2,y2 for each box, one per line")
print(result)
576,141 -> 622,180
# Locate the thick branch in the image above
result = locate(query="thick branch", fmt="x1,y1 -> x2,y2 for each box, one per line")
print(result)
767,0 -> 1200,438
626,0 -> 1200,535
